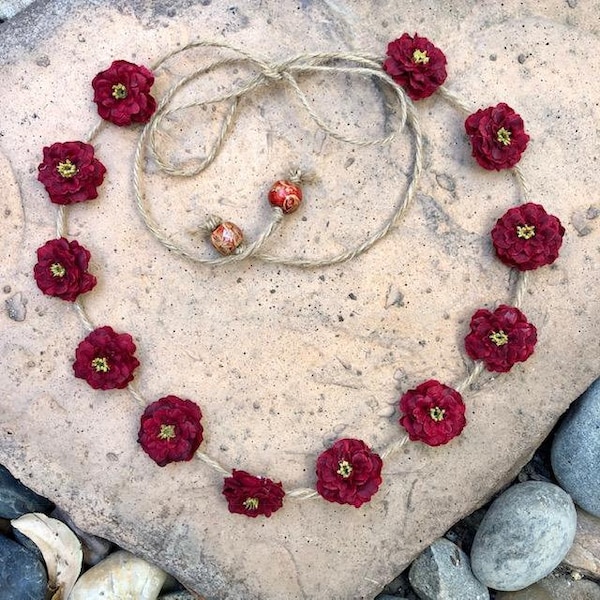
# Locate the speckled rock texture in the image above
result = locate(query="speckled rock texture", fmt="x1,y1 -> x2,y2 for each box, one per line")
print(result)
0,1 -> 599,599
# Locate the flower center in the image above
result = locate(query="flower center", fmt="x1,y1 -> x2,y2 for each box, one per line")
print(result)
429,406 -> 446,422
336,460 -> 353,478
91,357 -> 110,372
517,224 -> 536,239
489,330 -> 509,346
412,49 -> 430,64
50,262 -> 66,277
243,497 -> 259,510
496,127 -> 512,146
111,83 -> 128,100
158,424 -> 176,440
56,159 -> 78,178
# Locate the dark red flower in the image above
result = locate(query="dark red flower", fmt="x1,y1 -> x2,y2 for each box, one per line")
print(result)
399,380 -> 466,446
73,325 -> 140,390
37,141 -> 106,205
316,438 -> 382,508
464,304 -> 537,373
465,103 -> 530,170
222,470 -> 285,518
138,396 -> 204,467
34,238 -> 97,301
383,33 -> 447,101
491,202 -> 565,271
92,60 -> 157,126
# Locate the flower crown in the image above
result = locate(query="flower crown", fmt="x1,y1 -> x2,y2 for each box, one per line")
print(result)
34,35 -> 564,518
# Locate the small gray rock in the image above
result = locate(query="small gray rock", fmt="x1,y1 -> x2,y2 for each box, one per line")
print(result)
0,464 -> 53,519
408,537 -> 489,600
551,377 -> 600,517
0,534 -> 48,599
470,482 -> 576,591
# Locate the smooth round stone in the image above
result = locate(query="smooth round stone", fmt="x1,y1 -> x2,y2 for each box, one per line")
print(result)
0,534 -> 48,599
408,537 -> 489,600
0,464 -> 53,519
551,377 -> 600,517
69,550 -> 167,600
470,481 -> 576,591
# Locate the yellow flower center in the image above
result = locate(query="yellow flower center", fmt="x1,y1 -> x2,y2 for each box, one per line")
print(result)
337,460 -> 353,478
243,497 -> 259,510
158,424 -> 176,440
412,49 -> 430,64
56,159 -> 78,178
496,127 -> 512,146
111,83 -> 128,100
50,263 -> 66,277
429,406 -> 445,422
91,357 -> 110,372
517,224 -> 536,239
489,330 -> 509,346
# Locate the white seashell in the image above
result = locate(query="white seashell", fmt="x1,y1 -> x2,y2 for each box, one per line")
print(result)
68,550 -> 167,600
11,512 -> 83,600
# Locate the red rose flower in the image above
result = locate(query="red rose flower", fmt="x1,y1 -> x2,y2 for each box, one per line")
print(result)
399,380 -> 466,446
92,60 -> 157,126
465,103 -> 530,171
383,33 -> 447,101
222,470 -> 285,518
34,238 -> 97,302
37,141 -> 106,205
73,325 -> 140,390
492,202 -> 565,271
316,438 -> 383,508
464,304 -> 537,373
138,396 -> 204,467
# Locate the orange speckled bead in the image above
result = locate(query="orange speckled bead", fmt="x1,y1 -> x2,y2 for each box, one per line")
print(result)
268,180 -> 303,214
210,221 -> 243,255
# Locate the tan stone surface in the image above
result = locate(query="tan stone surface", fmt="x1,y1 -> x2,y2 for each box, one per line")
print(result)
563,508 -> 600,580
1,1 -> 599,599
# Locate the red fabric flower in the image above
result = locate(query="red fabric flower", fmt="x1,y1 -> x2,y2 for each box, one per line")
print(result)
37,141 -> 106,205
383,33 -> 447,101
92,60 -> 157,126
138,396 -> 204,467
316,438 -> 382,508
34,238 -> 97,301
399,380 -> 466,446
492,202 -> 565,271
222,470 -> 285,518
465,103 -> 530,170
465,304 -> 537,373
73,325 -> 140,390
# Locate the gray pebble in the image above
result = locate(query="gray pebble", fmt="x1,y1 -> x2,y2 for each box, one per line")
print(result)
0,534 -> 47,599
0,464 -> 53,519
5,292 -> 27,321
409,537 -> 489,600
470,482 -> 576,591
551,377 -> 600,517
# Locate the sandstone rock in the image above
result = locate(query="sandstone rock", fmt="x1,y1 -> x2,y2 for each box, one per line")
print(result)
470,482 -> 577,591
0,1 -> 599,599
551,377 -> 600,517
562,508 -> 600,580
408,538 -> 489,600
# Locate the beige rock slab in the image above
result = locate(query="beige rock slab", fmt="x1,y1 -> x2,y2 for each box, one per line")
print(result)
563,508 -> 600,580
1,1 -> 599,599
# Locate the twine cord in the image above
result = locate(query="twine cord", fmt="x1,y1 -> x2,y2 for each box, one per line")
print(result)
57,41 -> 532,499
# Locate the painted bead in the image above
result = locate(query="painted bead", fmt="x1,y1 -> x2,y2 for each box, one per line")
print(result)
268,180 -> 303,214
210,222 -> 243,255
